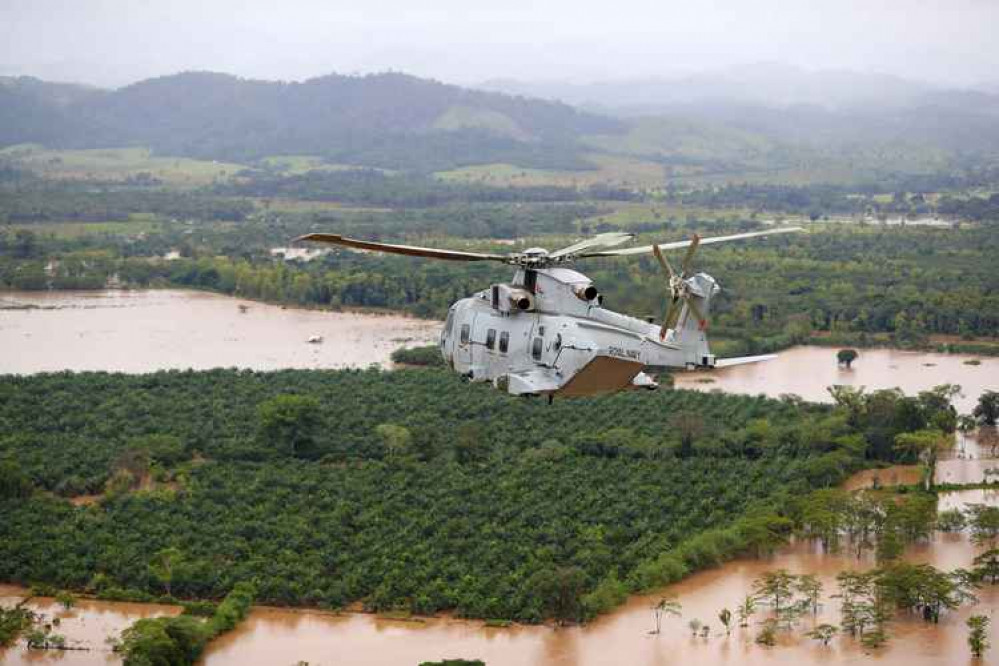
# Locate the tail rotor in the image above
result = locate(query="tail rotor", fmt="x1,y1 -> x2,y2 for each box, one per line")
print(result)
652,235 -> 709,340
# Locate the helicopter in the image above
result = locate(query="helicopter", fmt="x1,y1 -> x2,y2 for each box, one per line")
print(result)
298,227 -> 803,399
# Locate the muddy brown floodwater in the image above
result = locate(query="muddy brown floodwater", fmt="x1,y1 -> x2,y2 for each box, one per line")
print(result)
3,534 -> 996,666
0,290 -> 440,374
0,586 -> 180,665
674,345 -> 999,414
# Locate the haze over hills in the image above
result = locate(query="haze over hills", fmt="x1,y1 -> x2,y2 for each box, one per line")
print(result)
2,65 -> 999,181
479,63 -> 945,112
480,64 -> 999,170
0,71 -> 622,171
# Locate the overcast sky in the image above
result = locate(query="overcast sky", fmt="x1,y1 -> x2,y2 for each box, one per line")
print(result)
1,0 -> 996,88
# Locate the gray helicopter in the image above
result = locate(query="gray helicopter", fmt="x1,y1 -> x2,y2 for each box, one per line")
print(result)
298,227 -> 802,398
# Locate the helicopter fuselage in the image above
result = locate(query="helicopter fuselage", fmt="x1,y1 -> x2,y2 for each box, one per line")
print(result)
439,266 -> 718,397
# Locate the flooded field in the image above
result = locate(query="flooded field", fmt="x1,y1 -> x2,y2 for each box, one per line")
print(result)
0,586 -> 180,665
674,345 -> 999,414
3,290 -> 999,665
2,533 -> 995,666
938,487 -> 999,512
0,290 -> 440,374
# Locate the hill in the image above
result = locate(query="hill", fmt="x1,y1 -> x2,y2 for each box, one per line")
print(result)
3,67 -> 999,185
480,63 -> 938,112
0,71 -> 622,171
481,64 -> 999,167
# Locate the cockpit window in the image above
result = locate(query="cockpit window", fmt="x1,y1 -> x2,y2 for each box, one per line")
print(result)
444,309 -> 455,337
486,328 -> 496,350
499,331 -> 509,353
460,324 -> 470,345
532,337 -> 543,361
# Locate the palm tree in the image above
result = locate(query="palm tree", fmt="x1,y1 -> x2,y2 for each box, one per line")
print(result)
651,596 -> 682,634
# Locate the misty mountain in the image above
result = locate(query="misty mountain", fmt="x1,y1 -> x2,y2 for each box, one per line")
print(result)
3,68 -> 999,181
481,64 -> 999,159
0,71 -> 622,171
479,63 -> 939,113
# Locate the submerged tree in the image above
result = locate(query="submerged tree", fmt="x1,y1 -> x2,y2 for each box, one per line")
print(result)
837,349 -> 859,369
967,615 -> 990,659
972,549 -> 999,584
718,607 -> 732,635
806,623 -> 838,646
968,505 -> 999,548
795,574 -> 823,615
651,596 -> 681,634
893,430 -> 949,490
753,569 -> 797,624
875,562 -> 977,624
737,595 -> 756,628
755,618 -> 778,646
974,391 -> 999,427
936,508 -> 967,533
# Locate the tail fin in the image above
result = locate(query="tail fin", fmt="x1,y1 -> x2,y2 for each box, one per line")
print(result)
673,273 -> 719,366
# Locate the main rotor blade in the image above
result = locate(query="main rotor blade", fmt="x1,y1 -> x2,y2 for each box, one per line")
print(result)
664,296 -> 682,331
578,227 -> 804,258
651,243 -> 676,277
295,233 -> 510,262
659,297 -> 675,339
680,234 -> 700,275
549,232 -> 635,258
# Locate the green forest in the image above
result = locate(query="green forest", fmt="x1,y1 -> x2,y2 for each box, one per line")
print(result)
0,368 -> 971,623
4,216 -> 998,355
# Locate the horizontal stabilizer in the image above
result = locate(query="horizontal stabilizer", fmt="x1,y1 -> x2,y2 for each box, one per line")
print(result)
715,354 -> 777,368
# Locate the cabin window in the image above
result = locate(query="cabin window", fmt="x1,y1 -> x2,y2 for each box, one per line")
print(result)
554,333 -> 562,352
486,328 -> 496,350
460,324 -> 470,345
499,331 -> 509,353
538,325 -> 545,337
532,337 -> 543,361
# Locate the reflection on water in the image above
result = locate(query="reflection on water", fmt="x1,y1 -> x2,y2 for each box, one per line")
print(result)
0,290 -> 440,374
674,346 -> 999,414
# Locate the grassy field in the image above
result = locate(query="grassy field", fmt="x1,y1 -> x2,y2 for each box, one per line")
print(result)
0,145 -> 244,186
579,201 -> 761,228
6,219 -> 162,238
249,197 -> 395,214
431,105 -> 531,141
435,153 -> 667,189
255,155 -> 395,176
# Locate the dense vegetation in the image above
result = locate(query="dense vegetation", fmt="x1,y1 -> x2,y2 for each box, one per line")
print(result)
0,368 -> 965,622
215,168 -> 637,207
115,582 -> 255,666
5,218 -> 997,351
0,187 -> 254,223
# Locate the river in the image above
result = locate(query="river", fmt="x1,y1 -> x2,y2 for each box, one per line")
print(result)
674,345 -> 998,414
0,290 -> 440,374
